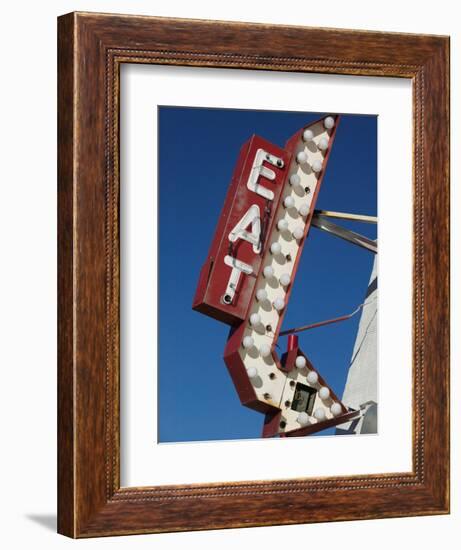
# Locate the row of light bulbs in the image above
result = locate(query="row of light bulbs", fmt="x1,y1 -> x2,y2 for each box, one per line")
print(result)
293,116 -> 335,176
244,353 -> 328,394
242,335 -> 271,356
261,192 -> 301,310
290,118 -> 338,428
282,194 -> 311,216
296,400 -> 342,427
296,152 -> 323,173
276,218 -> 305,240
261,268 -> 291,287
250,276 -> 287,316
273,120 -> 336,256
244,117 -> 337,430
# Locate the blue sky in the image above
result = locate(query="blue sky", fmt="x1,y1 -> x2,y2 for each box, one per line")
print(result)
158,106 -> 377,442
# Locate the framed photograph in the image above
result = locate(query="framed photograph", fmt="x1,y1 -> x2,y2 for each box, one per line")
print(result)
58,12 -> 450,537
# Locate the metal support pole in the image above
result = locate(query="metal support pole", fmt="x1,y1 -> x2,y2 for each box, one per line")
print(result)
311,214 -> 377,254
314,209 -> 378,224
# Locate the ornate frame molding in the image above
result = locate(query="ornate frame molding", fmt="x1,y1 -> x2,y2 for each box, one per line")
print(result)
58,12 -> 449,537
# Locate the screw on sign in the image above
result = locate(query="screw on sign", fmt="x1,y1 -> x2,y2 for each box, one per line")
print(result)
193,116 -> 361,437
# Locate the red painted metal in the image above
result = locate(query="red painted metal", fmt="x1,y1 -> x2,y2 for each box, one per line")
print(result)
192,135 -> 289,326
280,337 -> 299,374
281,409 -> 361,437
262,410 -> 283,438
287,334 -> 298,351
281,350 -> 297,374
223,321 -> 284,414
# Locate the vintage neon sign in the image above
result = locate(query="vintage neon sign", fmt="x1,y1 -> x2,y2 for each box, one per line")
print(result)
193,116 -> 361,437
193,136 -> 288,325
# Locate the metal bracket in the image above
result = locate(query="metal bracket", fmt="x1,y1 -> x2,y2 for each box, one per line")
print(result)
312,211 -> 377,254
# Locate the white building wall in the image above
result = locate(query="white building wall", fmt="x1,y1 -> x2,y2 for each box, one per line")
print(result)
337,255 -> 377,434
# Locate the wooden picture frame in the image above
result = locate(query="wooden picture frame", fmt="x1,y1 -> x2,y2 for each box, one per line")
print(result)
57,12 -> 450,538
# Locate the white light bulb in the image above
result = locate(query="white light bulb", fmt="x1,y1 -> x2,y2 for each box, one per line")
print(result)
270,242 -> 282,255
303,129 -> 314,142
249,313 -> 261,327
277,219 -> 289,231
263,266 -> 274,279
259,343 -> 271,358
273,297 -> 285,311
292,226 -> 304,240
297,412 -> 309,425
318,137 -> 329,151
256,288 -> 268,302
296,151 -> 308,165
295,356 -> 307,369
289,174 -> 302,189
280,273 -> 291,287
284,196 -> 295,209
307,371 -> 319,385
247,366 -> 258,379
331,402 -> 342,416
242,336 -> 254,349
319,386 -> 330,400
324,116 -> 335,129
314,408 -> 326,421
299,203 -> 310,217
312,159 -> 323,173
